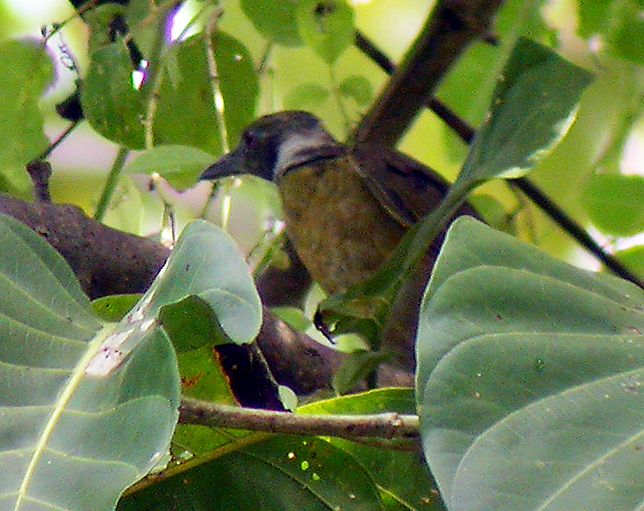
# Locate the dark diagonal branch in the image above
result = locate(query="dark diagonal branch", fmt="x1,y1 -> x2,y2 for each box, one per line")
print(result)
354,0 -> 504,146
354,31 -> 643,287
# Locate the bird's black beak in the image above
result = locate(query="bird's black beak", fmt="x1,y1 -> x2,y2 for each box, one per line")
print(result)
199,149 -> 245,181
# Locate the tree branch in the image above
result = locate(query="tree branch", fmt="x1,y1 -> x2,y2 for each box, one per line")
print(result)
354,0 -> 504,146
179,397 -> 420,441
354,31 -> 643,287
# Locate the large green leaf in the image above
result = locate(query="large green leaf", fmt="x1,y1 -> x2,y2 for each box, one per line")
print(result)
0,39 -> 54,193
119,436 -> 383,510
417,217 -> 644,511
0,214 -> 180,511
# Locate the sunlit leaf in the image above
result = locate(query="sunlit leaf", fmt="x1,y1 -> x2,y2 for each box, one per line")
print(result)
0,39 -> 54,193
301,389 -> 445,511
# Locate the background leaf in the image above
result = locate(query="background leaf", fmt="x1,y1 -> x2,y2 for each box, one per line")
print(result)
283,83 -> 330,110
296,0 -> 355,64
154,31 -> 258,153
240,0 -> 302,46
417,217 -> 644,511
125,145 -> 216,190
0,39 -> 54,193
0,214 -> 180,511
581,173 -> 644,237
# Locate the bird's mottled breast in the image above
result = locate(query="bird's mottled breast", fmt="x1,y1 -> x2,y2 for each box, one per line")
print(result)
277,155 -> 405,295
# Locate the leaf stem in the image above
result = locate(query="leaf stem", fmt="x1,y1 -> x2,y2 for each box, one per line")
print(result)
93,146 -> 129,221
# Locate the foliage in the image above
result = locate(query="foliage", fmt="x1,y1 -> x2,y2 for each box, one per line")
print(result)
0,1 -> 642,511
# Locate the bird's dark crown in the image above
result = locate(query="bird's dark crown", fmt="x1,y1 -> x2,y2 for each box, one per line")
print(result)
200,111 -> 345,183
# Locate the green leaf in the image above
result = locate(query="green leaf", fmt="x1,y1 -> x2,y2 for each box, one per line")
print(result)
339,75 -> 373,106
417,217 -> 644,511
332,350 -> 393,395
141,220 -> 262,349
154,32 -> 258,153
240,0 -> 302,46
119,436 -> 383,510
0,213 -> 180,511
283,83 -> 330,110
616,245 -> 644,277
0,39 -> 54,193
271,306 -> 312,332
577,0 -> 612,38
125,145 -> 216,189
457,38 -> 594,186
607,0 -> 644,64
301,389 -> 445,511
581,173 -> 644,237
92,294 -> 142,322
296,0 -> 355,64
81,42 -> 146,149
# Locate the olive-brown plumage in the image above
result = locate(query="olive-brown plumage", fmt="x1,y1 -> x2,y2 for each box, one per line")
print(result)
201,111 -> 472,372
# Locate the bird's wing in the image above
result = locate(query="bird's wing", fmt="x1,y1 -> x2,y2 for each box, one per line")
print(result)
350,143 -> 452,228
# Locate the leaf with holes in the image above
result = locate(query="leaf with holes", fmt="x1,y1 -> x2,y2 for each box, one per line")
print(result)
417,217 -> 644,511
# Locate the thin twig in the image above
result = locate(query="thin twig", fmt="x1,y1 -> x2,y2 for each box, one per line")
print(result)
180,397 -> 420,441
35,119 -> 80,161
354,30 -> 643,287
204,7 -> 229,153
93,146 -> 129,221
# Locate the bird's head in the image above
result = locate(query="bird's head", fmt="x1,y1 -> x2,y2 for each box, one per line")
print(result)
200,111 -> 345,183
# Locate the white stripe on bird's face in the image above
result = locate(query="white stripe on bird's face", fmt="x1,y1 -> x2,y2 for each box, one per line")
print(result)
274,129 -> 336,178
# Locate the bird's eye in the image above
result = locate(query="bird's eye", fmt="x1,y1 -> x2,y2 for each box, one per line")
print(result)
243,130 -> 258,148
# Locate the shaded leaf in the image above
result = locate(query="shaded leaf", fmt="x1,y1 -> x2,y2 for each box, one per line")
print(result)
0,39 -> 54,192
119,436 -> 383,510
581,173 -> 644,237
332,350 -> 393,395
81,42 -> 146,149
417,217 -> 644,511
301,389 -> 445,511
296,0 -> 355,64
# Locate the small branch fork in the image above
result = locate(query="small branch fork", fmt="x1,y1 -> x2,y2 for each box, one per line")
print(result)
179,397 -> 420,441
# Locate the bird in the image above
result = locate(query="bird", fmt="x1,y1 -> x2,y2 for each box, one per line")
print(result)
200,111 -> 475,372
